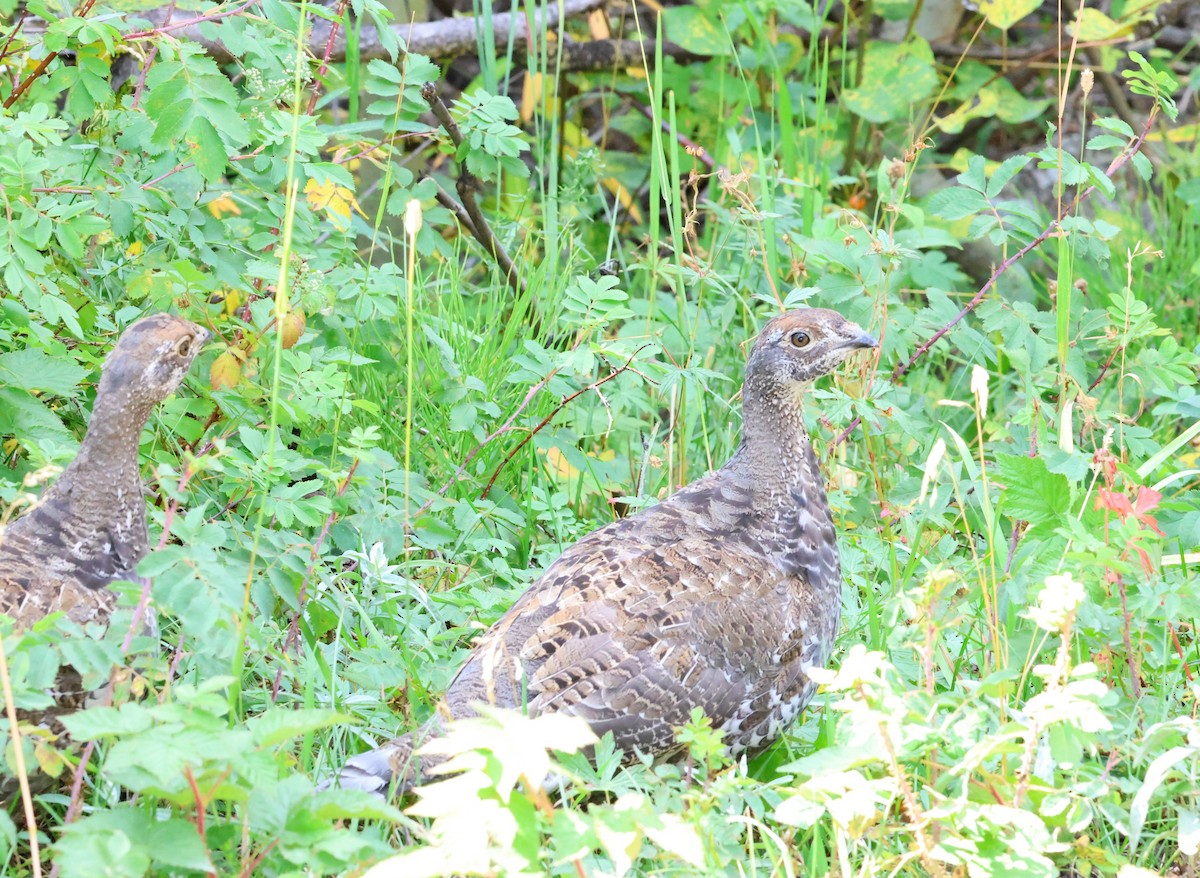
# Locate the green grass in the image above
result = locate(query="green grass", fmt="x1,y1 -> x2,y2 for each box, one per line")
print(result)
0,0 -> 1198,875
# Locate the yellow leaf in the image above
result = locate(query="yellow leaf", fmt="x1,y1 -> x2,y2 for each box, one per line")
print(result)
207,193 -> 241,219
125,240 -> 144,258
977,0 -> 1041,30
33,738 -> 69,779
1146,122 -> 1199,144
304,178 -> 366,230
520,71 -> 543,123
1069,8 -> 1130,40
542,445 -> 616,482
587,8 -> 611,39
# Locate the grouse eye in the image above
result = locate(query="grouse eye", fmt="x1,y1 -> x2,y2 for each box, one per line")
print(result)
175,336 -> 193,358
788,330 -> 811,349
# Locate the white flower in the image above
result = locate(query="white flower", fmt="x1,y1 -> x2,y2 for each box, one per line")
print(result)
1025,573 -> 1086,633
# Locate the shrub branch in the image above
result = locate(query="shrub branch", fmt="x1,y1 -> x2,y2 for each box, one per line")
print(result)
835,107 -> 1159,445
420,82 -> 525,299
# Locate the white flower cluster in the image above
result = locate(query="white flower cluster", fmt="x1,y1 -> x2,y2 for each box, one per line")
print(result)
1025,572 -> 1086,633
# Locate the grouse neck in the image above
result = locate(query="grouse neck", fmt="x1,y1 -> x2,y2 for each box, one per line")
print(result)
739,376 -> 825,506
61,385 -> 153,502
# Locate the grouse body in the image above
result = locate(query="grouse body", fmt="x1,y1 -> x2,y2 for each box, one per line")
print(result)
0,313 -> 209,628
335,308 -> 877,796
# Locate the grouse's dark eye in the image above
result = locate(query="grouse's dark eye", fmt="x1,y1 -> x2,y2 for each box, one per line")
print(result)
175,336 -> 193,357
788,330 -> 811,348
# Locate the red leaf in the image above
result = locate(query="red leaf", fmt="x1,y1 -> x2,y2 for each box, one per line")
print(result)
1096,489 -> 1133,519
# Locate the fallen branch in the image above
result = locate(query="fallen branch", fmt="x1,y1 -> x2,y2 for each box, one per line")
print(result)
43,0 -> 608,65
421,81 -> 525,298
520,36 -> 703,72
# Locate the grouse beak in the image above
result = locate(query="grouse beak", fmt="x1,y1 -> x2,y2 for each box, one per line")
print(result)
844,330 -> 878,350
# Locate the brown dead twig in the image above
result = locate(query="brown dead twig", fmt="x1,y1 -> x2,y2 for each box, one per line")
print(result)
420,81 -> 525,299
479,344 -> 655,501
833,107 -> 1160,447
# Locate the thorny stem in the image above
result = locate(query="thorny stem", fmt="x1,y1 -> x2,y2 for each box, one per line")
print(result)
479,345 -> 654,500
833,108 -> 1159,446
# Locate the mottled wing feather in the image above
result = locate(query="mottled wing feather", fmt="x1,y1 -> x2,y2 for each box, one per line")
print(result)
446,526 -> 827,759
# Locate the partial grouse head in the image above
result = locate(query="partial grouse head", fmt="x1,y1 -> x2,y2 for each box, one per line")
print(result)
746,308 -> 877,388
97,313 -> 209,417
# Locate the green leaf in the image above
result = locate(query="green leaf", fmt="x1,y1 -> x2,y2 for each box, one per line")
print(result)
927,187 -> 990,221
0,387 -> 74,446
60,704 -> 155,740
842,39 -> 937,123
54,828 -> 150,878
995,453 -> 1073,531
986,155 -> 1033,199
977,0 -> 1041,30
662,5 -> 731,55
0,348 -> 86,395
247,707 -> 350,748
188,117 -> 227,184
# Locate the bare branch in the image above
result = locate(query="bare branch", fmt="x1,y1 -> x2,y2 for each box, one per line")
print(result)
421,81 -> 524,298
105,0 -> 607,64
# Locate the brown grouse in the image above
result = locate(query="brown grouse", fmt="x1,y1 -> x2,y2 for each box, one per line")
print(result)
334,307 -> 877,796
0,313 -> 209,629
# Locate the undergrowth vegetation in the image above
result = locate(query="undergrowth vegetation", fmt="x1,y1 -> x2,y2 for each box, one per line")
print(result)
0,0 -> 1198,874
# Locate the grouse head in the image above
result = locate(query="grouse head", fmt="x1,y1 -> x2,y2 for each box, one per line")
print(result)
746,308 -> 877,389
98,313 -> 210,411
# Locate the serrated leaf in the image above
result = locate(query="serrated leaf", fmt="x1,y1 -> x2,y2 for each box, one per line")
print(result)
188,117 -> 227,184
60,704 -> 155,740
0,348 -> 86,395
986,155 -> 1033,199
304,177 -> 366,230
0,387 -> 74,446
995,453 -> 1073,530
927,187 -> 990,221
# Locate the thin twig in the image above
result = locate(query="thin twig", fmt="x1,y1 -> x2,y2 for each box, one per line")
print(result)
271,459 -> 360,701
0,636 -> 42,878
420,82 -> 524,298
833,108 -> 1159,446
1087,344 -> 1122,392
0,9 -> 29,66
305,0 -> 351,116
1167,619 -> 1195,683
480,345 -> 653,500
431,178 -> 479,237
123,0 -> 259,40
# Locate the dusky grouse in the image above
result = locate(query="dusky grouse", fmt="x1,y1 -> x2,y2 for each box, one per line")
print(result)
0,312 -> 208,631
334,307 -> 877,796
